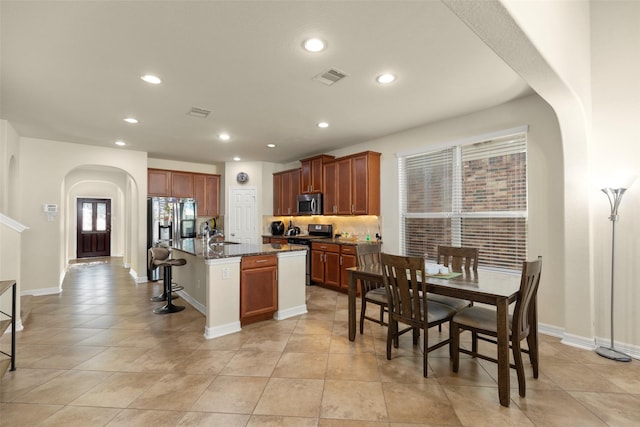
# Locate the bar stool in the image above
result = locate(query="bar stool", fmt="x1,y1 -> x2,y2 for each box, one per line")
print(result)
148,247 -> 183,302
152,257 -> 187,314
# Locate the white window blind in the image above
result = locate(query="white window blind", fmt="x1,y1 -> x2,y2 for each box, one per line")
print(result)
399,131 -> 527,272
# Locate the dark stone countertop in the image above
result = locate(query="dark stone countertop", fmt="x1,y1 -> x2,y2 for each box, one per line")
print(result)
170,238 -> 308,260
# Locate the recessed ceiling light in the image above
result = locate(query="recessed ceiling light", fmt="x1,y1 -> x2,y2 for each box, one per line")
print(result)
219,133 -> 231,141
233,156 -> 241,161
123,117 -> 138,124
115,140 -> 126,146
317,122 -> 329,128
141,74 -> 161,84
376,73 -> 396,84
267,144 -> 276,148
303,38 -> 326,53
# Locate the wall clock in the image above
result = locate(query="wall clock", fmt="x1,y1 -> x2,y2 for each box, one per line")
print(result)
236,171 -> 249,184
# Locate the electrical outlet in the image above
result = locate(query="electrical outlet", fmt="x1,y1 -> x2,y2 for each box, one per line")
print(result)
222,267 -> 229,279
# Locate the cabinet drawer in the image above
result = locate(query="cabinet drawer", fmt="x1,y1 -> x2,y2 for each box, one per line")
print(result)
311,242 -> 340,253
340,245 -> 357,255
241,254 -> 277,269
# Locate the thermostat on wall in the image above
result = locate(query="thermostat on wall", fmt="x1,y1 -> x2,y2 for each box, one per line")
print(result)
42,204 -> 58,213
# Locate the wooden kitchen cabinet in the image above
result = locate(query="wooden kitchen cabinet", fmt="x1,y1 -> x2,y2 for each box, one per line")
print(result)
300,154 -> 334,193
240,254 -> 278,326
323,151 -> 381,215
339,245 -> 358,291
194,173 -> 220,217
273,168 -> 300,216
171,171 -> 195,198
311,242 -> 340,289
148,169 -> 172,196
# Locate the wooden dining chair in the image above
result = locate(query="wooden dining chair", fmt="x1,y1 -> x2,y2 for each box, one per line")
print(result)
431,245 -> 479,330
356,243 -> 386,334
451,256 -> 542,397
380,253 -> 457,377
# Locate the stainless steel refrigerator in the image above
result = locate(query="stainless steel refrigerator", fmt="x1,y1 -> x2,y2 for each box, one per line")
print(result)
146,197 -> 197,281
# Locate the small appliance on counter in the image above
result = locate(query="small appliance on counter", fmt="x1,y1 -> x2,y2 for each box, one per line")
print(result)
285,220 -> 301,236
270,221 -> 285,236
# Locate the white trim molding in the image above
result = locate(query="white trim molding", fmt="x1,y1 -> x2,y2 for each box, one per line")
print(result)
0,213 -> 29,233
204,321 -> 241,340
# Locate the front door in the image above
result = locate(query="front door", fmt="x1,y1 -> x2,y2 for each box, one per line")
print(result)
77,198 -> 111,258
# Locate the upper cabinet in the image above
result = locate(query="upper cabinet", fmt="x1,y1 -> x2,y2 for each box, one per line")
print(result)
148,169 -> 172,196
148,169 -> 220,217
171,171 -> 195,198
300,154 -> 335,194
194,173 -> 221,217
323,151 -> 381,215
273,168 -> 300,216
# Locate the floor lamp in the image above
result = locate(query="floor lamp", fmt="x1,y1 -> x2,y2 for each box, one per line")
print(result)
596,187 -> 631,362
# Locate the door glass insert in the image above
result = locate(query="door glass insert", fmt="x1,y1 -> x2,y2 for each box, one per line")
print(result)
82,203 -> 93,231
96,203 -> 106,231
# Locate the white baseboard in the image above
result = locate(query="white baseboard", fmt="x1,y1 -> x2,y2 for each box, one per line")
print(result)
2,318 -> 24,335
204,322 -> 241,339
176,290 -> 205,315
539,322 -> 640,360
21,287 -> 60,296
275,304 -> 307,320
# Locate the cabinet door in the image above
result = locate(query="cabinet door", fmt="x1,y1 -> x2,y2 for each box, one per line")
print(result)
336,158 -> 353,214
204,174 -> 220,216
324,251 -> 341,288
148,169 -> 172,196
193,174 -> 206,215
289,169 -> 300,215
281,172 -> 292,215
340,248 -> 357,291
273,173 -> 283,215
311,249 -> 325,283
351,152 -> 381,215
240,265 -> 277,325
172,172 -> 195,198
310,157 -> 325,193
323,162 -> 337,214
300,160 -> 312,193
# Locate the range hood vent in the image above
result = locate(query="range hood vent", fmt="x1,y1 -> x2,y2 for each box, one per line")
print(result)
186,107 -> 211,118
313,68 -> 348,85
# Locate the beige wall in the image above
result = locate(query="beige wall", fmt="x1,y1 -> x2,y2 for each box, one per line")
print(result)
18,137 -> 148,292
324,94 -> 565,331
590,1 -> 640,349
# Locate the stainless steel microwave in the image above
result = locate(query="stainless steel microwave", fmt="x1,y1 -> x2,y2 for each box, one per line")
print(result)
297,193 -> 322,215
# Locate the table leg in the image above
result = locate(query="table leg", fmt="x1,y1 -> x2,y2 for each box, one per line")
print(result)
348,271 -> 356,341
496,298 -> 510,407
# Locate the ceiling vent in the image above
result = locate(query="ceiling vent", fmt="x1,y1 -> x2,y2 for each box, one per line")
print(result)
186,107 -> 211,118
313,68 -> 348,85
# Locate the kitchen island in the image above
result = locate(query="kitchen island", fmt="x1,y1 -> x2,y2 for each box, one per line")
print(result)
166,238 -> 308,339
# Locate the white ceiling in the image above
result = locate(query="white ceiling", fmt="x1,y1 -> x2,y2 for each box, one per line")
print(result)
1,1 -> 532,165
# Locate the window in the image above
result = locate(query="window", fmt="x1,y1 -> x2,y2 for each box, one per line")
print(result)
399,128 -> 528,271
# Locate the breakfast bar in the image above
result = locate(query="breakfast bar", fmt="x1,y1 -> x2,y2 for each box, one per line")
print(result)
165,238 -> 308,339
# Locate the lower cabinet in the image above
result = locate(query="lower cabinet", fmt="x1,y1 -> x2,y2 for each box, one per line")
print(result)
339,245 -> 357,292
311,242 -> 341,289
240,255 -> 278,326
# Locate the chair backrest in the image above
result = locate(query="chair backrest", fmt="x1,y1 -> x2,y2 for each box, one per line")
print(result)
380,253 -> 426,327
512,256 -> 543,339
437,245 -> 479,272
356,243 -> 382,293
356,243 -> 381,268
148,246 -> 170,270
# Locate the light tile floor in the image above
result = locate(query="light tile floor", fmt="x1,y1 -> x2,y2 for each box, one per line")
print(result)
1,257 -> 640,426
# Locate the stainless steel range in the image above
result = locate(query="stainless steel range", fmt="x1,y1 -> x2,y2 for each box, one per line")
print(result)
287,224 -> 333,285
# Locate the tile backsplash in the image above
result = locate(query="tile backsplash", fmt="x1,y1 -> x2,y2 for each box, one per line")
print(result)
263,215 -> 381,240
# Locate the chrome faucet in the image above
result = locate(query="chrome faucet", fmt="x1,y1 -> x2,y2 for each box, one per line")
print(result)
207,228 -> 224,246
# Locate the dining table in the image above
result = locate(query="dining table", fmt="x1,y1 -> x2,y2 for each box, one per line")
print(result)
347,264 -> 532,407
